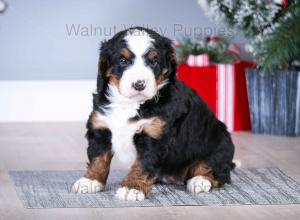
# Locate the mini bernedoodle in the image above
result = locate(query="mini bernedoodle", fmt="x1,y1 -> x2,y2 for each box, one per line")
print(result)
72,27 -> 235,201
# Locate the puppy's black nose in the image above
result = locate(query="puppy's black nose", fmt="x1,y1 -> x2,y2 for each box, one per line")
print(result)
132,80 -> 146,91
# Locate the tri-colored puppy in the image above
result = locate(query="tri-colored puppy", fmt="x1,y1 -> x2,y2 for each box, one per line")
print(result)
72,27 -> 235,201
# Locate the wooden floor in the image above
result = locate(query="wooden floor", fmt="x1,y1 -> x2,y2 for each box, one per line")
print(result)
0,122 -> 300,220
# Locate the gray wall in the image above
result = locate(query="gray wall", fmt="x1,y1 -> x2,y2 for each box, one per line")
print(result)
0,0 -> 247,80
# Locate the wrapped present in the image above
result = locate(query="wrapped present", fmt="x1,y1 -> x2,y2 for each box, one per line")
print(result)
186,54 -> 210,67
177,61 -> 255,131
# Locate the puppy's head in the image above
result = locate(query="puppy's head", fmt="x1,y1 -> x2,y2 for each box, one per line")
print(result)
97,27 -> 177,102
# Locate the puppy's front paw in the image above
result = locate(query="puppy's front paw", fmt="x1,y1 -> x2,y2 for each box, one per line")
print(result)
115,186 -> 145,201
71,177 -> 104,193
186,176 -> 212,193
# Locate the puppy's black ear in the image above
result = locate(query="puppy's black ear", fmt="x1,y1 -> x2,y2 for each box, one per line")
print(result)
97,41 -> 110,92
162,37 -> 178,82
166,51 -> 178,82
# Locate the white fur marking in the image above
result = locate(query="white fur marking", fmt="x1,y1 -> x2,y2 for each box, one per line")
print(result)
104,85 -> 139,166
115,186 -> 145,201
96,84 -> 152,167
186,176 -> 212,193
71,177 -> 104,193
233,159 -> 242,168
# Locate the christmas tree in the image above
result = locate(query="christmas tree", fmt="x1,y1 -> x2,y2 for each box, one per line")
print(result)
198,0 -> 300,72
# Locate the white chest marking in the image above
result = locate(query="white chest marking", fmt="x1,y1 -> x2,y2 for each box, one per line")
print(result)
95,85 -> 151,167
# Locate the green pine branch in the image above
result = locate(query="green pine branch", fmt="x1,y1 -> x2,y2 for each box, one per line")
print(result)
175,37 -> 237,64
258,2 -> 300,72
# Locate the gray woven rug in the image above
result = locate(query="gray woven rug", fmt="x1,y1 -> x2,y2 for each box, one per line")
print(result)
9,168 -> 300,208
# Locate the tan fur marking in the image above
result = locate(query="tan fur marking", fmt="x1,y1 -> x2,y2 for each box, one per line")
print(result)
109,75 -> 120,87
142,117 -> 166,139
156,73 -> 165,86
91,112 -> 108,130
169,52 -> 177,64
121,160 -> 156,196
106,68 -> 120,87
84,150 -> 113,184
147,50 -> 158,60
187,161 -> 220,187
155,52 -> 177,86
120,48 -> 131,59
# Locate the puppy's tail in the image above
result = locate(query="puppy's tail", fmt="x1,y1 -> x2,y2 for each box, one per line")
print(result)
231,159 -> 242,170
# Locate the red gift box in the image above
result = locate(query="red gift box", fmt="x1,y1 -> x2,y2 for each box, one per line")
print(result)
177,62 -> 255,131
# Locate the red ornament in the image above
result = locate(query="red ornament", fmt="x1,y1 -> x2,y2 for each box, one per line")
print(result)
274,0 -> 289,8
205,36 -> 211,42
212,36 -> 219,43
282,0 -> 288,8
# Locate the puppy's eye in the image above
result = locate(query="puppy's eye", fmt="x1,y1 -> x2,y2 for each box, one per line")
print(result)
150,57 -> 158,66
119,57 -> 129,66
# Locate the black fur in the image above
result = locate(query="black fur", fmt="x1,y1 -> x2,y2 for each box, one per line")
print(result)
86,27 -> 235,186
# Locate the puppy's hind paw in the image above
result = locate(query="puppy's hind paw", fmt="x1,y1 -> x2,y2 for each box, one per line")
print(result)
186,176 -> 212,193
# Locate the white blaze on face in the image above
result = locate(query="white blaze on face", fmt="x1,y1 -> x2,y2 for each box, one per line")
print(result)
119,29 -> 157,101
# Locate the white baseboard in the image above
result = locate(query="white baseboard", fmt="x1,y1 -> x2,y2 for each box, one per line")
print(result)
0,80 -> 96,122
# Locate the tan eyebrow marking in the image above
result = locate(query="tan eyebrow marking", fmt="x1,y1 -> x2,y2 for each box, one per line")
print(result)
120,48 -> 131,59
147,50 -> 158,60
